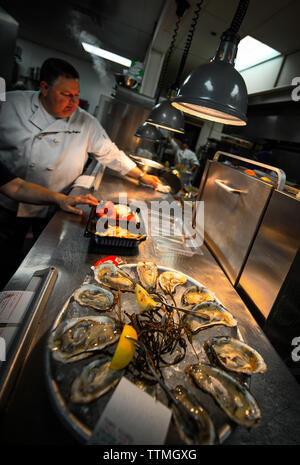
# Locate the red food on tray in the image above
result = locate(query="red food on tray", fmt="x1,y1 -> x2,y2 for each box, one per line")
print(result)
95,201 -> 137,222
96,200 -> 116,218
118,213 -> 137,223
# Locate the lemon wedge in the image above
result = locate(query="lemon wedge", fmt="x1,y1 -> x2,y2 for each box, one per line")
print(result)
110,324 -> 137,370
135,283 -> 157,312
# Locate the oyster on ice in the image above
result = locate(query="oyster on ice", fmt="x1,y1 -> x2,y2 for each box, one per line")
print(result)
204,336 -> 267,375
172,385 -> 216,445
133,377 -> 156,397
181,285 -> 215,306
183,302 -> 237,333
186,363 -> 261,428
137,260 -> 158,291
48,316 -> 118,362
70,359 -> 123,404
73,284 -> 114,311
158,271 -> 187,294
93,263 -> 135,291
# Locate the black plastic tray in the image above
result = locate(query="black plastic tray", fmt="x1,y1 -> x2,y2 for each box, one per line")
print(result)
84,203 -> 147,249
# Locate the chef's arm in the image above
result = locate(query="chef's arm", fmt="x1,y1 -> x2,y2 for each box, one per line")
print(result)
168,137 -> 179,151
126,165 -> 161,189
1,178 -> 98,215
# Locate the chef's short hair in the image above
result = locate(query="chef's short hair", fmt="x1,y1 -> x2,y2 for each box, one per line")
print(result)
40,58 -> 79,85
181,137 -> 190,146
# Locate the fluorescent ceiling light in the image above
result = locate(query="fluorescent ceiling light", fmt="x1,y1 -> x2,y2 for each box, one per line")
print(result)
235,35 -> 281,72
82,42 -> 131,67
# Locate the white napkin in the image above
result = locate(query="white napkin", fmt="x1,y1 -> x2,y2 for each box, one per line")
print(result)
72,175 -> 95,189
156,184 -> 171,193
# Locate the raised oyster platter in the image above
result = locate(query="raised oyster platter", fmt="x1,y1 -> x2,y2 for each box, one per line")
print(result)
45,261 -> 266,445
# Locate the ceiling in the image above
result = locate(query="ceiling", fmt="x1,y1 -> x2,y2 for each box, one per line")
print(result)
2,0 -> 300,96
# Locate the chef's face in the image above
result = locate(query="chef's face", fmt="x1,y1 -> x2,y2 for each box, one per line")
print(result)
40,76 -> 80,118
180,142 -> 188,150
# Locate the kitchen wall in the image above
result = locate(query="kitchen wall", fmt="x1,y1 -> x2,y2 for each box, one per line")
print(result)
239,49 -> 300,95
0,7 -> 18,85
240,56 -> 284,94
14,38 -> 115,115
276,50 -> 300,87
195,121 -> 224,151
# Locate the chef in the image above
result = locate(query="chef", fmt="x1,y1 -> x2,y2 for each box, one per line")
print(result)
0,160 -> 98,289
0,57 -> 161,286
0,161 -> 98,216
0,58 -> 161,218
169,136 -> 199,171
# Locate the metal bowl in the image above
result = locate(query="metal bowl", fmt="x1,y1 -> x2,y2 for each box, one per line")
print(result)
128,154 -> 165,176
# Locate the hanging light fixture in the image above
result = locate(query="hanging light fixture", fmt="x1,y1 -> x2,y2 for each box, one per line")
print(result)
134,122 -> 163,141
146,100 -> 185,133
172,0 -> 249,126
145,1 -> 190,134
146,1 -> 203,134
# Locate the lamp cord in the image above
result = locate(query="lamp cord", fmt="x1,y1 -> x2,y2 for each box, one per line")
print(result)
156,0 -> 249,101
173,1 -> 203,91
224,0 -> 250,40
156,15 -> 182,104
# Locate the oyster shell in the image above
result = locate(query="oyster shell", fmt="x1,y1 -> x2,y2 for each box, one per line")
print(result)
183,302 -> 237,333
133,377 -> 157,397
172,385 -> 216,445
93,263 -> 135,291
186,363 -> 261,428
137,260 -> 158,291
70,359 -> 123,404
73,284 -> 114,311
48,316 -> 118,363
158,271 -> 187,294
181,285 -> 215,306
204,336 -> 267,375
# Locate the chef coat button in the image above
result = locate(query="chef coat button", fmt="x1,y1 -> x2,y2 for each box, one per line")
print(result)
29,163 -> 35,167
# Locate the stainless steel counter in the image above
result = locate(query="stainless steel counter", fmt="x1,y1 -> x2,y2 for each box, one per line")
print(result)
1,168 -> 300,445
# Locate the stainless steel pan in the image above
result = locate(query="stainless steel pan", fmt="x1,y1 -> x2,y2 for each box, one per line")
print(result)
128,154 -> 165,176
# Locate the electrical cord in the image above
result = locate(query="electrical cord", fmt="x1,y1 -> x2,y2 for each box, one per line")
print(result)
156,16 -> 182,103
155,0 -> 190,103
156,0 -> 249,100
173,1 -> 203,90
222,0 -> 250,43
229,0 -> 249,34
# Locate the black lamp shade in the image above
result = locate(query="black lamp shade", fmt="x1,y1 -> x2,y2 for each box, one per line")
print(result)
172,60 -> 248,126
134,122 -> 163,141
146,100 -> 185,133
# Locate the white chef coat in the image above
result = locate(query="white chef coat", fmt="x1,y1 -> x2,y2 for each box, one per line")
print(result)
170,139 -> 199,170
0,91 -> 136,217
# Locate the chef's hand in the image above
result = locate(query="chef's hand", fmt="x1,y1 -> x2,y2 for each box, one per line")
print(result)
140,173 -> 162,189
57,193 -> 98,215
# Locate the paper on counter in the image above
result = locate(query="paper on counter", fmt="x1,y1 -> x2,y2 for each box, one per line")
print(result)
0,326 -> 19,359
156,184 -> 171,194
89,377 -> 172,445
0,291 -> 34,324
139,181 -> 171,194
72,175 -> 95,189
